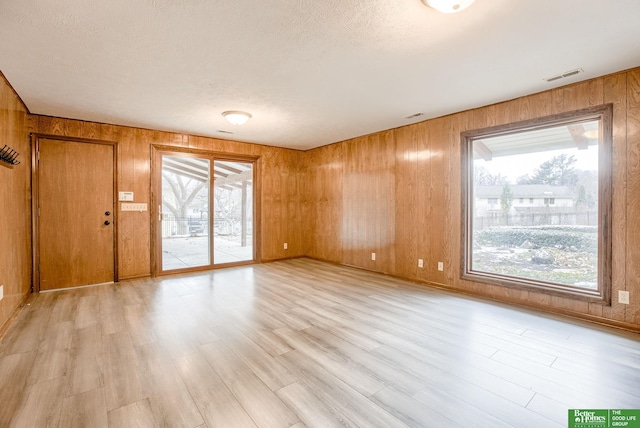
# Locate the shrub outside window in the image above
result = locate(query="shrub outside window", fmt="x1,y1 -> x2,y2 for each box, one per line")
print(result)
461,105 -> 612,302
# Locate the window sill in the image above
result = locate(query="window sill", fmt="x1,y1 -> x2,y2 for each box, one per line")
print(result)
461,270 -> 610,305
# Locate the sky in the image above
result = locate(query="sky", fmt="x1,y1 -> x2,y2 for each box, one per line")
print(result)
475,145 -> 599,184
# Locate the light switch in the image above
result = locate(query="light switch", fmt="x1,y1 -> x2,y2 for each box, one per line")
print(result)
118,191 -> 134,201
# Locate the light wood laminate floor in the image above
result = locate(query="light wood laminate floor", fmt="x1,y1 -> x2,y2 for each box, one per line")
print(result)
1,258 -> 639,427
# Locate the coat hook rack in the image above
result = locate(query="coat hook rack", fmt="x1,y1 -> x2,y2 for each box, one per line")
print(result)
0,145 -> 20,167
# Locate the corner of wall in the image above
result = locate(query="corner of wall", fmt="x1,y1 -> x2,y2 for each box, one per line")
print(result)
0,73 -> 33,336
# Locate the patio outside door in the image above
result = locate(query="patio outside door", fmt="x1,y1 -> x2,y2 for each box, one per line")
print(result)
213,160 -> 254,265
160,154 -> 211,271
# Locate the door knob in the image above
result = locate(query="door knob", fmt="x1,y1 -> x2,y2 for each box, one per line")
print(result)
105,211 -> 111,216
104,220 -> 111,225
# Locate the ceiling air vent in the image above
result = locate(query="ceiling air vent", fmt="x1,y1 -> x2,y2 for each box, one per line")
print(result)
217,130 -> 234,134
405,112 -> 424,119
544,68 -> 583,83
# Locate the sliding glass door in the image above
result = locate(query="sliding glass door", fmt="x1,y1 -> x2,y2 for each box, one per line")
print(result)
154,150 -> 256,274
213,161 -> 253,265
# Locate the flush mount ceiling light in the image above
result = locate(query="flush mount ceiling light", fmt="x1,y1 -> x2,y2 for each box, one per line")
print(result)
422,0 -> 475,13
222,111 -> 252,125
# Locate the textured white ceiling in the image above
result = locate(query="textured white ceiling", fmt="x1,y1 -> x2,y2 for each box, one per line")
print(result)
1,0 -> 640,150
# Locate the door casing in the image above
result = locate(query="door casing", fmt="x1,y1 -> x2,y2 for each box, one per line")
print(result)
151,144 -> 260,276
31,134 -> 119,292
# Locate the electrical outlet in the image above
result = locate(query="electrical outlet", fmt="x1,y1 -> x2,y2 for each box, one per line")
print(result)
283,243 -> 288,250
0,285 -> 3,301
418,259 -> 424,268
619,290 -> 630,305
371,252 -> 376,261
437,262 -> 444,271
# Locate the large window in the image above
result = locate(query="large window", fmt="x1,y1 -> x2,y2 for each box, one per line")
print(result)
461,105 -> 612,302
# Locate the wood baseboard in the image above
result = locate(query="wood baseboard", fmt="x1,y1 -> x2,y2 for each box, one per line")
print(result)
118,274 -> 152,281
261,255 -> 306,263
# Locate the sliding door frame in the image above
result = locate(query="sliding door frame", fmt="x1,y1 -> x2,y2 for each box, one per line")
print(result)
150,144 -> 261,276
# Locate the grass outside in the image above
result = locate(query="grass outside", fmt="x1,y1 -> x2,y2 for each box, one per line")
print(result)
472,225 -> 598,289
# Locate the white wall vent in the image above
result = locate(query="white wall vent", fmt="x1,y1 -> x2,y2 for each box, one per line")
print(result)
544,68 -> 583,83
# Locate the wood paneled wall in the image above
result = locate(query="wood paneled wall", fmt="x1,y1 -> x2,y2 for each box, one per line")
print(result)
0,73 -> 32,334
34,118 -> 306,279
304,68 -> 640,331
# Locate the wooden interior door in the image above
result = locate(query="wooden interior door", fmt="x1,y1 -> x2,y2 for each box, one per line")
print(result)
37,137 -> 116,291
